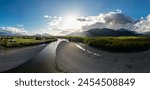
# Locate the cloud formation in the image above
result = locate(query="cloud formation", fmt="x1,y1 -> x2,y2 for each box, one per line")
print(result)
43,15 -> 82,35
44,10 -> 150,35
0,26 -> 28,35
77,10 -> 135,31
133,15 -> 150,33
44,15 -> 49,18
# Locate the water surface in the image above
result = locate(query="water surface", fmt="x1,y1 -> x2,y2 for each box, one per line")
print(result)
5,39 -> 68,73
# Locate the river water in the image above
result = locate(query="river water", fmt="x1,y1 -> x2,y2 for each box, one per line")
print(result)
4,38 -> 150,73
5,39 -> 68,73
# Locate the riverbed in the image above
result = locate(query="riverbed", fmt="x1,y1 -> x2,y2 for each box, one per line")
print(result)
4,39 -> 150,73
0,44 -> 47,72
4,39 -> 68,73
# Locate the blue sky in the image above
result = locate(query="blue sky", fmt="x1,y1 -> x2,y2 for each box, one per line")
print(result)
0,0 -> 150,35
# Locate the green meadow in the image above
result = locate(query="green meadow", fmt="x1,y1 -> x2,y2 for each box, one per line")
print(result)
0,36 -> 57,48
1,36 -> 150,52
60,36 -> 150,52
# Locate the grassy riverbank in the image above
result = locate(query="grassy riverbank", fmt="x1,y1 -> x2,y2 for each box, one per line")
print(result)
0,36 -> 57,48
59,36 -> 150,52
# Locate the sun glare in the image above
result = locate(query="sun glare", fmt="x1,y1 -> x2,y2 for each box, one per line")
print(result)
62,14 -> 80,29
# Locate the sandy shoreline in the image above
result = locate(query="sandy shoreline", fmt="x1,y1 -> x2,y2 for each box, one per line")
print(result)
56,41 -> 150,73
0,44 -> 47,72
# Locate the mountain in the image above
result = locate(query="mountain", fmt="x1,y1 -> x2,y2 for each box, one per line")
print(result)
33,34 -> 41,36
68,28 -> 139,36
142,32 -> 150,36
67,31 -> 91,36
33,33 -> 52,36
42,33 -> 52,36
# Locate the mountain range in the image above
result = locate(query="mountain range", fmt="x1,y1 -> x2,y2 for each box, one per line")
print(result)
67,28 -> 140,36
0,28 -> 147,36
33,33 -> 52,36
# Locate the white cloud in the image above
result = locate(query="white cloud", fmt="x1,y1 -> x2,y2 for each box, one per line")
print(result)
43,10 -> 150,35
44,15 -> 49,18
77,10 -> 134,31
16,24 -> 24,28
44,15 -> 52,20
48,17 -> 62,26
147,15 -> 150,22
0,26 -> 28,35
43,15 -> 84,35
133,14 -> 150,33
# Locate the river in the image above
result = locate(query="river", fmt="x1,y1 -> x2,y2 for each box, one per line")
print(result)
4,39 -> 68,73
4,38 -> 150,73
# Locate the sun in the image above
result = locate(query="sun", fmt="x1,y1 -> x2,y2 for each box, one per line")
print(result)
62,14 -> 81,29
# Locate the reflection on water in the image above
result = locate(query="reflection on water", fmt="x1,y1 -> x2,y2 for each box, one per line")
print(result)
40,39 -> 69,57
75,44 -> 102,57
5,39 -> 68,73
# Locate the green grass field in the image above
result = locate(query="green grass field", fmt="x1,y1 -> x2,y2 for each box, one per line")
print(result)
0,36 -> 57,48
1,36 -> 150,52
60,36 -> 150,52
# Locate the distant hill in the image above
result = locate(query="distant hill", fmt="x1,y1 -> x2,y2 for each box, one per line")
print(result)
142,32 -> 150,36
67,28 -> 139,36
42,33 -> 52,36
33,33 -> 52,36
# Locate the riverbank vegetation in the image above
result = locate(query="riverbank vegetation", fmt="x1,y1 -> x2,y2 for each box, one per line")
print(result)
59,36 -> 150,52
0,36 -> 57,48
1,36 -> 150,52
